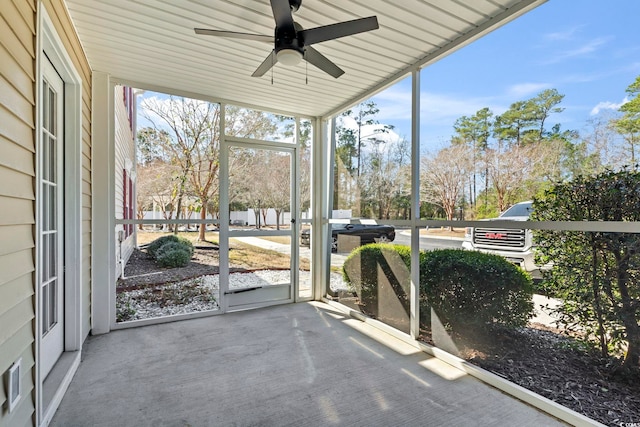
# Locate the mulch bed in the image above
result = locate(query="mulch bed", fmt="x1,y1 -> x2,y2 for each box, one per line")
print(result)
420,324 -> 640,426
118,246 -> 255,291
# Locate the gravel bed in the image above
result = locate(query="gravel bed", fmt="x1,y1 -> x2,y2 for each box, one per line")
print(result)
117,270 -> 348,322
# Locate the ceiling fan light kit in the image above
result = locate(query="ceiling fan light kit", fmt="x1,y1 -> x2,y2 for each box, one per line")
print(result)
276,49 -> 303,66
194,0 -> 378,78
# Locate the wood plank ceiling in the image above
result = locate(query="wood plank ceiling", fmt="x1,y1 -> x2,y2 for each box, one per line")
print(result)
65,0 -> 546,118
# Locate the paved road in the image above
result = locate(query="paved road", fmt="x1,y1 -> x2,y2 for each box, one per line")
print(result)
393,230 -> 464,250
236,231 -> 462,269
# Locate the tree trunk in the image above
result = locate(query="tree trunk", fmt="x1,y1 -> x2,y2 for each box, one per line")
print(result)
174,197 -> 183,234
591,243 -> 608,358
617,256 -> 640,368
198,205 -> 207,241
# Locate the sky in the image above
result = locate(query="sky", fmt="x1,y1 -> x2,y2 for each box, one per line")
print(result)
368,0 -> 640,150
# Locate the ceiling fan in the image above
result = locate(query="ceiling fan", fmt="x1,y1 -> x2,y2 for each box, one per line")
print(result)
194,0 -> 379,78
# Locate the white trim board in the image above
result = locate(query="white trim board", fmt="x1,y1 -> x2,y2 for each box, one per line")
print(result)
37,4 -> 84,426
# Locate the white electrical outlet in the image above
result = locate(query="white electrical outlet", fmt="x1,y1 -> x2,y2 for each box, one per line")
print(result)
7,358 -> 21,413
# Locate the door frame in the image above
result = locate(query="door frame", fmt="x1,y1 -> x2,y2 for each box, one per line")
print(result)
220,129 -> 302,311
36,5 -> 84,426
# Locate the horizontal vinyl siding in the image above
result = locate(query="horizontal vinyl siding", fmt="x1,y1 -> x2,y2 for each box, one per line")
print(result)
0,196 -> 35,226
0,225 -> 33,257
0,74 -> 34,123
0,165 -> 34,200
114,85 -> 136,275
0,104 -> 33,149
0,134 -> 35,175
0,274 -> 34,318
0,0 -> 35,425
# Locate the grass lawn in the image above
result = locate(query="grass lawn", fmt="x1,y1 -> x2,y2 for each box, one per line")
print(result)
136,231 -> 309,271
259,236 -> 292,245
136,230 -> 220,246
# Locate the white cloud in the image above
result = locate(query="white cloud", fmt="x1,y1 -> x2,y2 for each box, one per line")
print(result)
590,97 -> 629,115
370,86 -> 413,121
543,26 -> 583,41
338,116 -> 403,147
542,36 -> 613,65
420,92 -> 507,122
507,82 -> 552,98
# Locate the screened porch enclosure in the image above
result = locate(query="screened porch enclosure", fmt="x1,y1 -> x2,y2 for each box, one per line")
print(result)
65,0 -> 634,425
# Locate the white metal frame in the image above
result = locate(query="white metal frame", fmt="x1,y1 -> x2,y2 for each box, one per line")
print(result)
37,4 -> 84,426
221,137 -> 299,312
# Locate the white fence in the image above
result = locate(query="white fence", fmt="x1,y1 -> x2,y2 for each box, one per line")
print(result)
142,208 -> 350,227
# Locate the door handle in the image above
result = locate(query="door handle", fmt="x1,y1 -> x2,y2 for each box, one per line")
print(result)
291,219 -> 296,224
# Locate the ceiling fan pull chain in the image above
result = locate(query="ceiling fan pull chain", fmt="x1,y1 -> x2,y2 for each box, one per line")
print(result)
271,52 -> 274,85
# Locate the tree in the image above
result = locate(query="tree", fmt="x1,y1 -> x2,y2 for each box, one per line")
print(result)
136,159 -> 181,230
360,137 -> 410,219
136,127 -> 169,165
529,89 -> 565,141
338,101 -> 394,177
140,97 -> 276,240
493,100 -> 535,146
421,144 -> 472,222
334,101 -> 394,216
279,117 -> 312,214
453,107 -> 493,208
493,89 -> 566,146
619,75 -> 640,117
140,98 -> 210,238
485,141 -> 541,212
581,113 -> 624,173
532,169 -> 640,370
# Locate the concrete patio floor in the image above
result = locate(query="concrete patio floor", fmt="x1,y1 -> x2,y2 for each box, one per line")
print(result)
51,302 -> 567,426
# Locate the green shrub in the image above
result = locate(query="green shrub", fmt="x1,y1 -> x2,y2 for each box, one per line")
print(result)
147,235 -> 194,257
156,247 -> 192,268
342,244 -> 411,316
147,235 -> 194,268
420,249 -> 533,330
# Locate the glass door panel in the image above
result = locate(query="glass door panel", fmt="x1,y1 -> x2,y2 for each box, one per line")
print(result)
40,58 -> 65,378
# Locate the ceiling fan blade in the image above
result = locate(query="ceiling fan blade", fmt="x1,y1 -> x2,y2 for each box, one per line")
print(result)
252,50 -> 278,77
194,28 -> 273,43
270,0 -> 294,28
300,16 -> 379,46
304,46 -> 344,78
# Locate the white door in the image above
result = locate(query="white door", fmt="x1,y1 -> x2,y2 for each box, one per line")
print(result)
223,143 -> 297,310
40,57 -> 65,379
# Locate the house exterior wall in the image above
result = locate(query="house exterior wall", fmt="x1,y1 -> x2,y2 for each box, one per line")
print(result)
0,0 -> 92,425
114,85 -> 136,278
0,1 -> 39,423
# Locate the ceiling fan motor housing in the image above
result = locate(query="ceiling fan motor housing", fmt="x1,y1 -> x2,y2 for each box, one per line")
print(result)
274,25 -> 304,56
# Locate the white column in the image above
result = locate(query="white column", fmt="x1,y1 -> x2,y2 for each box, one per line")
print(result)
91,71 -> 116,334
410,69 -> 421,339
313,117 -> 330,300
219,104 -> 230,311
